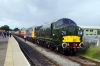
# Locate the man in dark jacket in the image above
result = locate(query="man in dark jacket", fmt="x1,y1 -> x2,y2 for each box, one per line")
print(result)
7,31 -> 9,36
2,32 -> 4,38
3,31 -> 6,38
9,31 -> 12,37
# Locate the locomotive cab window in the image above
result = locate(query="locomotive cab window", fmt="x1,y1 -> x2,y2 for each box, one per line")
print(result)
61,31 -> 66,35
78,30 -> 83,35
67,26 -> 77,35
77,27 -> 83,35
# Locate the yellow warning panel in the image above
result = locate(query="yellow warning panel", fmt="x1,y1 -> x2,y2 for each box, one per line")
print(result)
62,36 -> 81,42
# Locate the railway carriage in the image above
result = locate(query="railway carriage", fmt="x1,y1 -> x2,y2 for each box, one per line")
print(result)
14,28 -> 26,38
26,26 -> 35,42
14,31 -> 20,36
20,28 -> 26,38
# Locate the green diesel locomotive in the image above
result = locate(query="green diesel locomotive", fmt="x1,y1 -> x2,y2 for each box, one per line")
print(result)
34,18 -> 84,55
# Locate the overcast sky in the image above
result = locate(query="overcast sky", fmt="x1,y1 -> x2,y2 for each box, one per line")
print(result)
0,0 -> 100,29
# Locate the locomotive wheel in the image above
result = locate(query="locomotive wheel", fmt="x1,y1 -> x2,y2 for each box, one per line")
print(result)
60,48 -> 65,55
55,46 -> 60,53
44,42 -> 46,47
48,44 -> 50,48
72,48 -> 77,56
49,44 -> 53,50
69,48 -> 73,56
50,43 -> 55,51
62,48 -> 65,55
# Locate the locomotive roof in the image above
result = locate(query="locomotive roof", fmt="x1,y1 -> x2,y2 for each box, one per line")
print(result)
33,18 -> 77,29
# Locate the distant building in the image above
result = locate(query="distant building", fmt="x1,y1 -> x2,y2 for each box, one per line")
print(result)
80,26 -> 100,35
0,30 -> 3,32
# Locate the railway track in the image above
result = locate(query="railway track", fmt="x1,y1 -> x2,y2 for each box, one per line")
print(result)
14,36 -> 37,66
14,36 -> 58,66
19,44 -> 36,66
36,44 -> 100,66
41,44 -> 100,66
15,36 -> 100,66
76,55 -> 100,66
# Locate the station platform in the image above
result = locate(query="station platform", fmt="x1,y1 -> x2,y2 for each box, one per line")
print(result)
3,36 -> 30,66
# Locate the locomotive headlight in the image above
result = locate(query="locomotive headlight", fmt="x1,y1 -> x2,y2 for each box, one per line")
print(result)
62,43 -> 67,48
79,42 -> 84,48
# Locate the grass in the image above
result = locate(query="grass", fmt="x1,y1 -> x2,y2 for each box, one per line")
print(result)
78,45 -> 100,60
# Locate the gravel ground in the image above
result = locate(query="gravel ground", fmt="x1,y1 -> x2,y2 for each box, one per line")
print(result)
16,36 -> 80,66
0,36 -> 9,66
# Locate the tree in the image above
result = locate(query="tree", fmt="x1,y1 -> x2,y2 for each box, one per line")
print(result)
9,29 -> 13,31
0,25 -> 10,31
14,28 -> 20,31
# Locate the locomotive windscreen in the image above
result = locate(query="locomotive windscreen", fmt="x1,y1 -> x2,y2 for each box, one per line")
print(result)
56,19 -> 63,26
56,18 -> 77,27
69,20 -> 77,26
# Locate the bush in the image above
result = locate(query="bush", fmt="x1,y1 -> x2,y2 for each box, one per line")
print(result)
78,45 -> 100,60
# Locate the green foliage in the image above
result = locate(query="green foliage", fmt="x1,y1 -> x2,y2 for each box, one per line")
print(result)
9,29 -> 13,31
14,28 -> 20,31
0,25 -> 10,31
78,46 -> 100,60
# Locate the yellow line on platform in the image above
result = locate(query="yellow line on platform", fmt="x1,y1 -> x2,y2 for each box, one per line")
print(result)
4,37 -> 13,66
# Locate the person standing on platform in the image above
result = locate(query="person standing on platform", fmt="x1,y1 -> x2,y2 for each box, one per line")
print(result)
3,31 -> 6,38
9,31 -> 12,37
2,31 -> 4,38
7,31 -> 9,36
24,35 -> 26,42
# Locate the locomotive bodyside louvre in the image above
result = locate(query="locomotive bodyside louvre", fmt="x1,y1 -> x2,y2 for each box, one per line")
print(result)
35,23 -> 52,39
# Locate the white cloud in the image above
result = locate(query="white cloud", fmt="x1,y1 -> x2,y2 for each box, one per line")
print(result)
0,0 -> 100,29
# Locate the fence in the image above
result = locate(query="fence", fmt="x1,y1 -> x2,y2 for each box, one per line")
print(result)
83,35 -> 100,50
